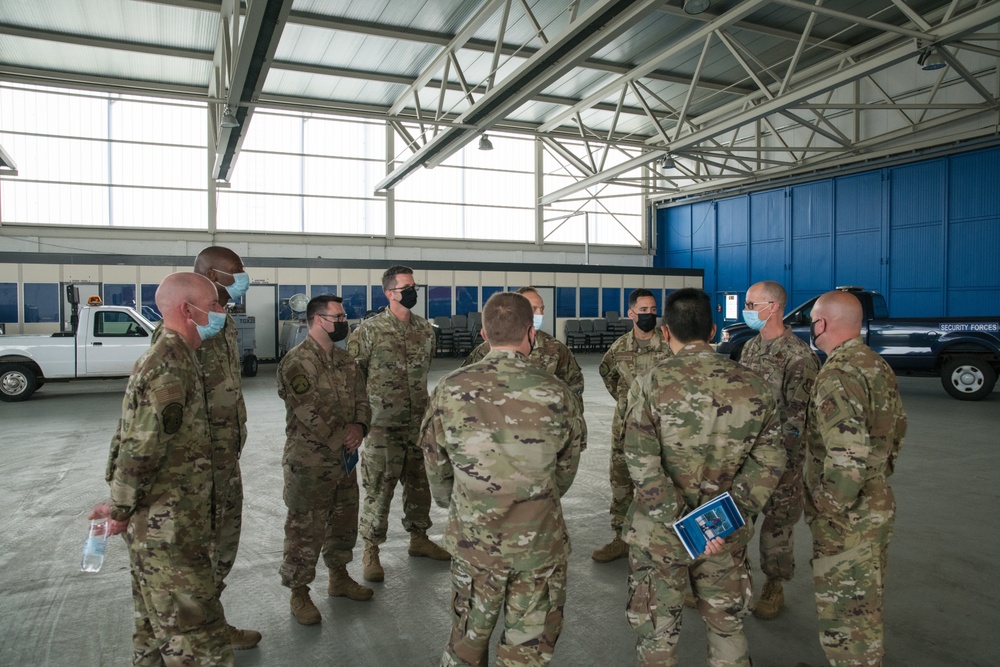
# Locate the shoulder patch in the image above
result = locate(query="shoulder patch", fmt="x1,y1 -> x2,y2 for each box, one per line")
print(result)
347,340 -> 361,358
290,374 -> 311,395
162,403 -> 184,435
153,384 -> 183,405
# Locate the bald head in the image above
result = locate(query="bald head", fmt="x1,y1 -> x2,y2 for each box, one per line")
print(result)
810,290 -> 863,353
749,281 -> 787,309
156,272 -> 219,347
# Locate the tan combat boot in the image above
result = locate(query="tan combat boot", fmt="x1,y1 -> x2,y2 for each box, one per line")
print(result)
329,565 -> 374,601
289,586 -> 321,625
362,542 -> 384,582
591,535 -> 628,563
227,624 -> 262,650
753,578 -> 785,620
408,531 -> 451,561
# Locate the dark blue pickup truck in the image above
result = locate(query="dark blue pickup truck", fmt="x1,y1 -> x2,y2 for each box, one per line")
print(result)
716,287 -> 1000,401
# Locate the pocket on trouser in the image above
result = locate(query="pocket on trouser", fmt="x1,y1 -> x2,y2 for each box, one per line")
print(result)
626,568 -> 658,635
812,542 -> 883,662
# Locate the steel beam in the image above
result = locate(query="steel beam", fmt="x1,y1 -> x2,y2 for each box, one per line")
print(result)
212,0 -> 294,181
374,0 -> 665,192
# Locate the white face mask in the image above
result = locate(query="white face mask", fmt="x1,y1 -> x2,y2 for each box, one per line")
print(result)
533,313 -> 544,331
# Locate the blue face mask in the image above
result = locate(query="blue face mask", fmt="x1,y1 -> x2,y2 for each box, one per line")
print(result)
217,271 -> 250,300
533,314 -> 544,331
189,303 -> 227,340
742,309 -> 769,331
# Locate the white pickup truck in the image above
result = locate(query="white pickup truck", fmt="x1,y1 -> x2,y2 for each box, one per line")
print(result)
0,300 -> 155,402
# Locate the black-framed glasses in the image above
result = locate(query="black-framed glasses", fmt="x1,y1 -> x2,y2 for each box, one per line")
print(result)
744,300 -> 774,310
387,284 -> 421,293
316,313 -> 348,323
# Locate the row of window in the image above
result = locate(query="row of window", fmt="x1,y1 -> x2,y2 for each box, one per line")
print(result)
0,283 -> 673,324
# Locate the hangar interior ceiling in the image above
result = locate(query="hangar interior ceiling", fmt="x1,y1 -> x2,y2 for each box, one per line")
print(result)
0,0 -> 999,207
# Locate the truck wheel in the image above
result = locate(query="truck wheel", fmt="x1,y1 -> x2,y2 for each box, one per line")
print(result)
941,357 -> 997,401
0,364 -> 38,402
242,355 -> 258,378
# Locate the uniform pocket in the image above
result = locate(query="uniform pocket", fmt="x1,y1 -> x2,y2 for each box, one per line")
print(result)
626,568 -> 658,634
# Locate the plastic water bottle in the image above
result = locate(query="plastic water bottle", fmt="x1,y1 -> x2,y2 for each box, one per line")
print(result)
80,519 -> 108,573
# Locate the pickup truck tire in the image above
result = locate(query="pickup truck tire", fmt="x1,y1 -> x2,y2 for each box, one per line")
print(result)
941,357 -> 997,401
0,363 -> 38,402
242,355 -> 258,378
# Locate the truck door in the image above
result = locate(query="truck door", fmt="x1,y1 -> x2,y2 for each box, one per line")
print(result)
83,309 -> 151,376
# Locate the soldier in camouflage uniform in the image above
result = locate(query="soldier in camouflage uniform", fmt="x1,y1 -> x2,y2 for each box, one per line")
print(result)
463,286 -> 584,398
348,265 -> 450,583
593,288 -> 673,563
622,288 -> 785,667
101,272 -> 234,666
799,291 -> 906,667
738,281 -> 820,620
420,292 -> 587,667
277,295 -> 373,625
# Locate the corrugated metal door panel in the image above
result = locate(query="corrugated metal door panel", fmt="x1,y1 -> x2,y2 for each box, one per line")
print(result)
948,217 -> 1000,315
835,172 -> 883,290
665,206 -> 692,253
947,288 -> 1000,315
691,201 -> 716,250
717,197 -> 748,245
790,182 -> 833,296
692,248 -> 716,299
717,245 -> 748,293
889,160 -> 946,316
717,196 -> 749,294
750,240 -> 785,285
949,147 -> 1000,221
750,190 -> 784,242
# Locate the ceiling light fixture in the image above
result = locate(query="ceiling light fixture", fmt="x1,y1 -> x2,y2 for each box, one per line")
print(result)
478,134 -> 494,151
658,155 -> 675,169
220,106 -> 240,128
683,0 -> 711,15
917,48 -> 947,71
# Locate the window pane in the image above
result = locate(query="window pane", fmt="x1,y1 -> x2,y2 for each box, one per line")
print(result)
602,287 -> 622,316
580,287 -> 599,318
104,284 -> 137,308
456,286 -> 478,316
280,285 -> 306,320
482,286 -> 504,305
310,285 -> 338,297
23,283 -> 59,323
556,287 -> 577,318
341,285 -> 367,319
370,286 -> 388,312
0,283 -> 16,323
428,286 -> 452,319
140,284 -> 161,320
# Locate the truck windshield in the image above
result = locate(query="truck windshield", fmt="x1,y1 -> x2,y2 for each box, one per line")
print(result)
871,293 -> 889,319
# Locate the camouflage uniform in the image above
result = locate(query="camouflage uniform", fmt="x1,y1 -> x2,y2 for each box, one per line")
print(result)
348,308 -> 435,545
598,329 -> 673,536
105,329 -> 232,667
420,349 -> 587,667
277,335 -> 371,587
621,342 -> 784,667
463,330 -> 584,398
803,337 -> 906,667
739,327 -> 819,582
150,316 -> 247,596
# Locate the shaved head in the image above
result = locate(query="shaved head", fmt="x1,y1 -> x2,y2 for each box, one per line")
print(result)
155,272 -> 216,313
811,290 -> 863,353
156,272 -> 219,347
748,281 -> 787,308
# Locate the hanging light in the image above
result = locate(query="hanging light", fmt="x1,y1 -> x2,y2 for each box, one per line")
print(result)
659,155 -> 675,169
478,134 -> 494,151
917,48 -> 946,71
683,0 -> 711,15
220,106 -> 240,128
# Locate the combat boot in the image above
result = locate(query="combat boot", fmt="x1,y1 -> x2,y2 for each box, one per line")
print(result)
753,578 -> 785,620
362,542 -> 384,582
329,565 -> 374,601
591,535 -> 628,563
289,586 -> 321,625
227,624 -> 262,650
408,531 -> 451,561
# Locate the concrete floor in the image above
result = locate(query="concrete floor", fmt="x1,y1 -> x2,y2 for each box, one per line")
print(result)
0,353 -> 997,667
